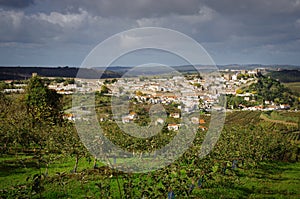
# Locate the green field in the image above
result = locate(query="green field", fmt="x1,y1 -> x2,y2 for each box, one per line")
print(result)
1,155 -> 300,198
1,110 -> 300,198
284,82 -> 300,95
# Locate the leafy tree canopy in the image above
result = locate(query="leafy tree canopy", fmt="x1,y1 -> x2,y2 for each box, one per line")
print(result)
25,76 -> 62,125
248,76 -> 295,105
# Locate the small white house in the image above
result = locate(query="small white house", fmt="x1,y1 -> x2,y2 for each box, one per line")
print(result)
191,117 -> 199,124
122,116 -> 131,123
121,112 -> 137,123
168,124 -> 179,131
170,113 -> 180,118
280,104 -> 290,110
155,118 -> 164,125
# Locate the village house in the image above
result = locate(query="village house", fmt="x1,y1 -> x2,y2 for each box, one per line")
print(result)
155,118 -> 164,125
199,119 -> 206,124
190,117 -> 206,125
122,116 -> 131,123
199,125 -> 208,131
63,113 -> 75,121
280,104 -> 290,110
167,124 -> 179,131
170,113 -> 180,118
191,117 -> 199,124
121,112 -> 137,123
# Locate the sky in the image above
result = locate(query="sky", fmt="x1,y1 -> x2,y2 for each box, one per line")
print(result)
0,0 -> 300,67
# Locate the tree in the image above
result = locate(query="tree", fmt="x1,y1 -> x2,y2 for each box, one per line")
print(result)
101,85 -> 110,94
24,76 -> 62,126
236,89 -> 244,94
248,76 -> 296,106
0,81 -> 9,91
193,83 -> 201,88
135,90 -> 143,96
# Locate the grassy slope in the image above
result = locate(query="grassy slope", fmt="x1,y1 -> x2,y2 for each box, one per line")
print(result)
1,111 -> 299,198
1,155 -> 299,198
267,70 -> 300,83
193,161 -> 300,198
260,113 -> 298,126
284,82 -> 300,96
0,155 -> 92,189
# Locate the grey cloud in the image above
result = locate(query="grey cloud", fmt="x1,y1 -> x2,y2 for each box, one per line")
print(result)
32,0 -> 202,18
0,0 -> 300,65
0,9 -> 135,44
203,0 -> 300,16
0,0 -> 34,8
28,0 -> 300,19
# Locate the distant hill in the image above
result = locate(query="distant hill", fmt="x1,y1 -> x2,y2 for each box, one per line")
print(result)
2,65 -> 300,80
218,64 -> 300,70
0,66 -> 121,80
267,70 -> 300,83
95,65 -> 220,75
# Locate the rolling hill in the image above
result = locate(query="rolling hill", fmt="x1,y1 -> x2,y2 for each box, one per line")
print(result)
0,66 -> 121,80
267,69 -> 300,83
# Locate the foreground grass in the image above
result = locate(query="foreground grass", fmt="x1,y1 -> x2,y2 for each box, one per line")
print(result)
192,161 -> 300,198
1,154 -> 299,198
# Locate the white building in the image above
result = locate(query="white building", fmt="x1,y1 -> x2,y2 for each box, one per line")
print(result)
168,124 -> 179,131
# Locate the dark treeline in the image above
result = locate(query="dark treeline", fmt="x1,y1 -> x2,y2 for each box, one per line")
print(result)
0,66 -> 121,80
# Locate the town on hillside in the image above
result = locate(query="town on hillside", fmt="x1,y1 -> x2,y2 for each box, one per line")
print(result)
2,68 -> 299,133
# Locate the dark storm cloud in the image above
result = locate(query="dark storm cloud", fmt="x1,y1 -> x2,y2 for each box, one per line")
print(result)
203,0 -> 300,32
33,0 -> 300,20
0,0 -> 299,65
204,0 -> 300,16
0,0 -> 34,8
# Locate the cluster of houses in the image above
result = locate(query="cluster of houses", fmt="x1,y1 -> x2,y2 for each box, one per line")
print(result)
108,75 -> 220,113
165,116 -> 207,132
48,79 -> 100,94
120,110 -> 207,132
1,81 -> 26,93
222,69 -> 261,95
239,103 -> 291,111
3,68 -> 296,132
